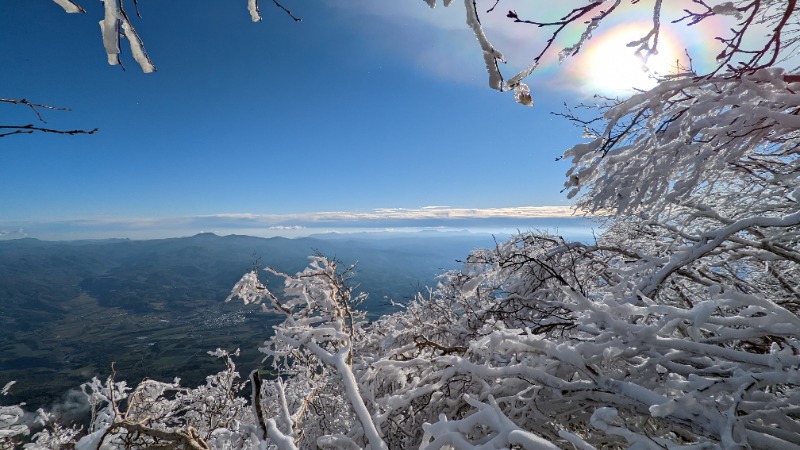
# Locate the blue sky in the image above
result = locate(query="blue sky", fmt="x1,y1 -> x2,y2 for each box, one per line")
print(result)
1,1 -> 722,239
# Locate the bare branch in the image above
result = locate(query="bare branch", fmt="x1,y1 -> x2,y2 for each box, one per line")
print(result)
0,125 -> 99,138
271,0 -> 302,22
504,1 -> 619,89
0,98 -> 72,123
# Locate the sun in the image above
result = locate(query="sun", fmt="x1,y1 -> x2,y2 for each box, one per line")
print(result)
571,24 -> 686,96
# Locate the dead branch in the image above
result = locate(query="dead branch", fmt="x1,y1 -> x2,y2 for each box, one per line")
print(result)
0,125 -> 98,138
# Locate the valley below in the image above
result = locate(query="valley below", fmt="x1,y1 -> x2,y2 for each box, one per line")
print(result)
0,231 -> 513,413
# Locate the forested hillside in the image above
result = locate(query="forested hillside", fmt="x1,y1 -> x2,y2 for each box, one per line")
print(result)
0,232 -> 502,413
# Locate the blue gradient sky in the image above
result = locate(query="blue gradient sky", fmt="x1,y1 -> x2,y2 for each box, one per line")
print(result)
1,1 -> 718,239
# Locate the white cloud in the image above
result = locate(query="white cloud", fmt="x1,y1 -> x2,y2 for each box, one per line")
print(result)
199,205 -> 577,223
0,228 -> 27,240
0,206 -> 587,240
269,225 -> 305,230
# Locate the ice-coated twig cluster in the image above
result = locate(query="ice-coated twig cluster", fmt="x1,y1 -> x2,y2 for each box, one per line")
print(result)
49,0 -> 298,73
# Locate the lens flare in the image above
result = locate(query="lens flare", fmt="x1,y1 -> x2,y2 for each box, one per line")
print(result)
567,23 -> 687,96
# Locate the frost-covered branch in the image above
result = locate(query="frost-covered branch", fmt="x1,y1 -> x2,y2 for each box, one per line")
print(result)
74,350 -> 256,449
0,382 -> 29,449
563,69 -> 800,216
52,0 -> 302,74
420,395 -> 560,449
689,0 -> 800,76
228,257 -> 387,449
505,1 -> 620,90
449,1 -> 800,103
463,0 -> 506,92
52,0 -> 85,14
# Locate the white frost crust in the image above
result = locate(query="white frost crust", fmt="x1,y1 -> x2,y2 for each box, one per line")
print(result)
514,82 -> 534,107
423,0 -> 454,7
121,19 -> 155,73
248,0 -> 262,22
52,0 -> 85,13
463,0 -> 504,90
317,434 -> 362,449
0,404 -> 28,440
0,381 -> 15,395
265,419 -> 298,450
460,274 -> 484,296
98,0 -> 120,66
421,395 -> 559,449
558,430 -> 598,450
74,426 -> 110,450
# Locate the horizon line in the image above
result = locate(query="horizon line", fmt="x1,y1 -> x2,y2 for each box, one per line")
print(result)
0,205 -> 599,241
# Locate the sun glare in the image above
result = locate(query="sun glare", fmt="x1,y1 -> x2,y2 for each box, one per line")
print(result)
572,24 -> 685,96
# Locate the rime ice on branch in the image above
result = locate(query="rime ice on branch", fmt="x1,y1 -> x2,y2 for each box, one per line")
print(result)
444,0 -> 800,104
52,0 -> 302,73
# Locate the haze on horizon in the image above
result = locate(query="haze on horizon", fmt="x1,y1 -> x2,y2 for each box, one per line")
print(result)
0,206 -> 600,241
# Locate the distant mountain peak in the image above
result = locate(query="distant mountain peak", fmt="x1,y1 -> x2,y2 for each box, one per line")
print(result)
192,232 -> 220,238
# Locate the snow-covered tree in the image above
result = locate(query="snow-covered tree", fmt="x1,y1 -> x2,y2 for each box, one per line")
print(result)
219,203 -> 798,449
226,257 -> 388,449
226,2 -> 800,447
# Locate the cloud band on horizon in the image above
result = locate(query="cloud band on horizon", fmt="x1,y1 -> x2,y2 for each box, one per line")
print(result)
1,205 -> 592,240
